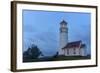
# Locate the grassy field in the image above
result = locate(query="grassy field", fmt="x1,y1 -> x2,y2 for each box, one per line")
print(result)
23,55 -> 91,62
51,55 -> 91,61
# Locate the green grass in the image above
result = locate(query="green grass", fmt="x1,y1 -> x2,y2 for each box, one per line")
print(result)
23,55 -> 91,62
51,55 -> 91,61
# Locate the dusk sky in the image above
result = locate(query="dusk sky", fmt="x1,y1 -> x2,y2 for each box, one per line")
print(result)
23,10 -> 91,56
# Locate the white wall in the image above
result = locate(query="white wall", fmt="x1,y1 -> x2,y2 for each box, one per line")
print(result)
80,48 -> 85,56
0,0 -> 99,73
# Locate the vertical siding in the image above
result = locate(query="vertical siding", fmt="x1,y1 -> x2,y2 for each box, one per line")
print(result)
64,47 -> 85,56
64,48 -> 82,56
64,49 -> 67,56
80,48 -> 85,56
75,48 -> 80,56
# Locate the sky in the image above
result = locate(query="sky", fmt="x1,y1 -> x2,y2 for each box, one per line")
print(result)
22,10 -> 91,56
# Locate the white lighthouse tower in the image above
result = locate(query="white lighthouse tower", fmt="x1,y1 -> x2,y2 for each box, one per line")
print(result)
59,20 -> 68,55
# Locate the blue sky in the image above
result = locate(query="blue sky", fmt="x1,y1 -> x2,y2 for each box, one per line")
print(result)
23,10 -> 91,56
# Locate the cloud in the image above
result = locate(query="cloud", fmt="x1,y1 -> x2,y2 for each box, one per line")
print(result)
23,31 -> 59,56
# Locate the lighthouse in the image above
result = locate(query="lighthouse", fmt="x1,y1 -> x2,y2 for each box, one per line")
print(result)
59,20 -> 68,55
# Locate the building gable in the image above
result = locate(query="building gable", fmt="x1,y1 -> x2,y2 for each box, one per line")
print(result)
62,40 -> 82,49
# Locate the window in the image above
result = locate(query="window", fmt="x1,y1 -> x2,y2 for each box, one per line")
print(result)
73,48 -> 76,54
67,49 -> 69,55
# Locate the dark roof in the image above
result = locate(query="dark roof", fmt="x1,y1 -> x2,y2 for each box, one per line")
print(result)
62,40 -> 81,49
60,20 -> 67,24
80,44 -> 86,48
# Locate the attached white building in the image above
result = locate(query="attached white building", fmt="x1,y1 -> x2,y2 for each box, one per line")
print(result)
59,20 -> 86,56
62,41 -> 86,56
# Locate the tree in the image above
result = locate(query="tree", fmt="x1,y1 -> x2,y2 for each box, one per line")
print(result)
29,45 -> 41,59
53,52 -> 59,58
23,44 -> 42,62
